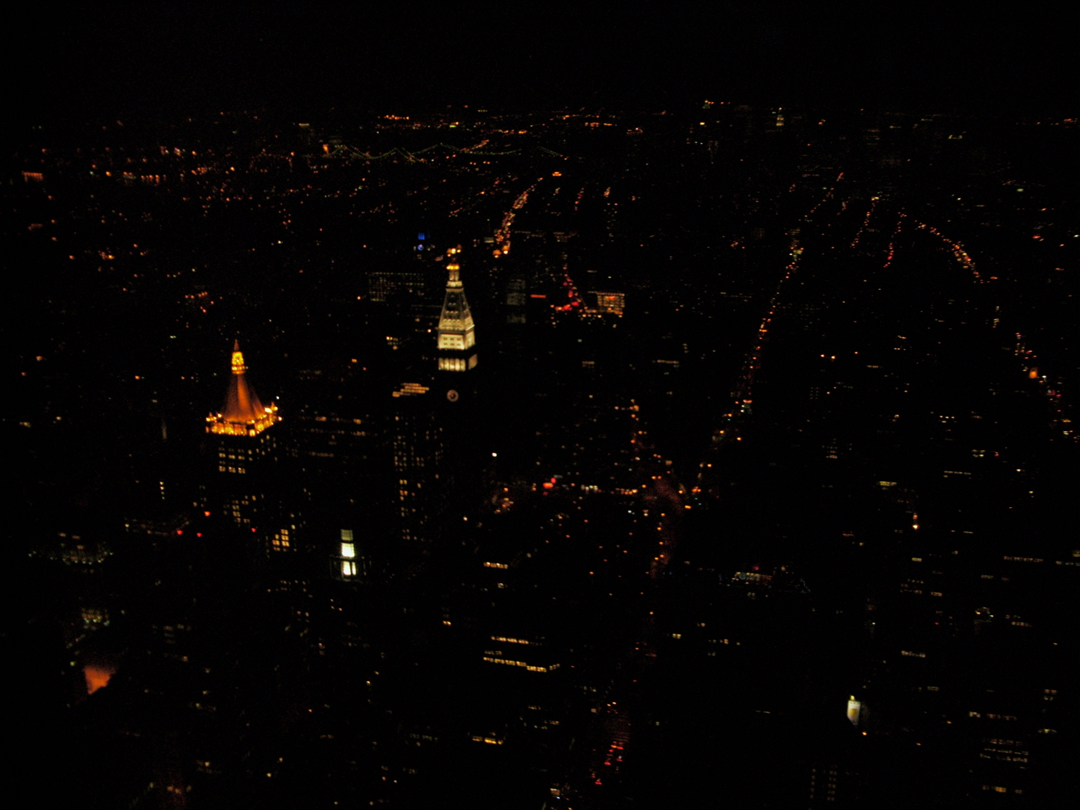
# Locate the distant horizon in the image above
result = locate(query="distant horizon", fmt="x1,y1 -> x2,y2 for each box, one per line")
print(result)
9,4 -> 1077,125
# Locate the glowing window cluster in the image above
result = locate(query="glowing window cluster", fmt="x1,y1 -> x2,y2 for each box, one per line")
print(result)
482,656 -> 558,673
490,636 -> 531,645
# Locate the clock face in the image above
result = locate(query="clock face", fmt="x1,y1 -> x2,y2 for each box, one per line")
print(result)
447,389 -> 459,402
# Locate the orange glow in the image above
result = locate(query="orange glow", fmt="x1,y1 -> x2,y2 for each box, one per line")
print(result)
208,341 -> 280,436
85,664 -> 115,694
1029,368 -> 1039,379
208,403 -> 279,436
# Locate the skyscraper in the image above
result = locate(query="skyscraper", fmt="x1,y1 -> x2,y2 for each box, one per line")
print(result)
205,341 -> 281,531
436,250 -> 478,374
202,339 -> 307,592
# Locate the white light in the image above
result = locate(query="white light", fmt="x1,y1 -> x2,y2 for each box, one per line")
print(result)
341,542 -> 355,559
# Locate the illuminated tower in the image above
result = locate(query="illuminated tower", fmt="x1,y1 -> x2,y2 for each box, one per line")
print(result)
205,341 -> 285,542
207,341 -> 280,437
431,250 -> 484,528
207,340 -> 280,439
436,250 -> 478,373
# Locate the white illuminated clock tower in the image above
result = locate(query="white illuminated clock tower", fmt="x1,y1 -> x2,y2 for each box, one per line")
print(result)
436,248 -> 478,374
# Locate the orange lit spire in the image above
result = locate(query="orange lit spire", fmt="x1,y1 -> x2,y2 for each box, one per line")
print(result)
207,340 -> 280,436
231,341 -> 247,375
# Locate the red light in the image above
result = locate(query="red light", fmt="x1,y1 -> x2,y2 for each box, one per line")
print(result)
176,530 -> 183,535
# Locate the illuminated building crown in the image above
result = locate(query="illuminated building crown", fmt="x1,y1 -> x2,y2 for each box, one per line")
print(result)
206,340 -> 280,435
436,250 -> 477,372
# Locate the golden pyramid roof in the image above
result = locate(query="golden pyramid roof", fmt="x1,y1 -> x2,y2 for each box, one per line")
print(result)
207,340 -> 279,436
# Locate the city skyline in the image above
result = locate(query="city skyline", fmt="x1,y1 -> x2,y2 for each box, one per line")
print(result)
6,43 -> 1077,808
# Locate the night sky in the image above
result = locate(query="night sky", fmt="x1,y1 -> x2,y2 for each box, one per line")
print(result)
12,3 -> 1077,120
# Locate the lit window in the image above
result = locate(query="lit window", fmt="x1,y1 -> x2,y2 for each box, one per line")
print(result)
341,560 -> 356,577
341,542 -> 355,559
